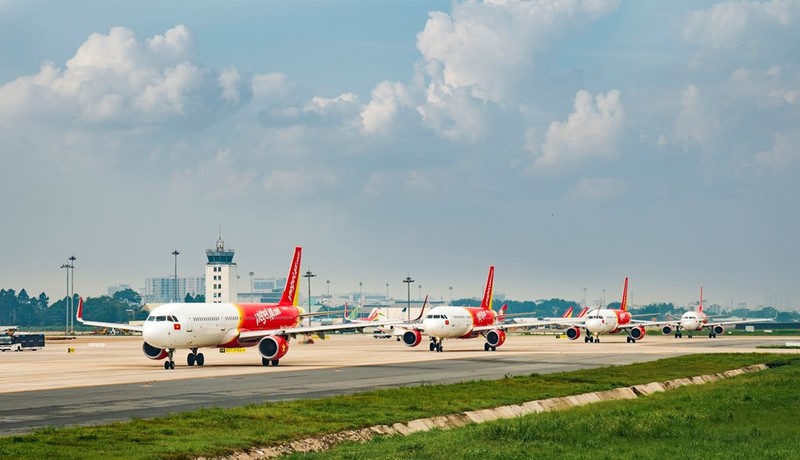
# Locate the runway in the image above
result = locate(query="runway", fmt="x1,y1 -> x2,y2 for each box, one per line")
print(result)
0,333 -> 795,436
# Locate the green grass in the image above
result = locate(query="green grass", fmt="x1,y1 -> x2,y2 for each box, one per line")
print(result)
294,356 -> 800,459
0,354 -> 796,460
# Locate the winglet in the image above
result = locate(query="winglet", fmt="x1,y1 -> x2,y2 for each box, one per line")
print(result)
620,277 -> 629,311
279,247 -> 302,306
412,295 -> 429,321
480,266 -> 494,310
76,297 -> 84,323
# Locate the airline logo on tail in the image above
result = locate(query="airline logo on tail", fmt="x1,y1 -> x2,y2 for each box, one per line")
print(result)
620,277 -> 629,311
480,266 -> 495,310
496,304 -> 508,322
279,247 -> 302,306
562,306 -> 574,318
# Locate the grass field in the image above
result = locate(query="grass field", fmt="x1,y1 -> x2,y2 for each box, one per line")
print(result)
1,353 -> 797,460
294,356 -> 800,459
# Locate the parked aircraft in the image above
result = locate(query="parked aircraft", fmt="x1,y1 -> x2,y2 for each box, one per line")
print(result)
398,266 -> 551,352
660,287 -> 773,338
552,277 -> 657,343
77,246 -> 417,369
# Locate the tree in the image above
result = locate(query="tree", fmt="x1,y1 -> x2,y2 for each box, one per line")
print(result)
113,288 -> 142,308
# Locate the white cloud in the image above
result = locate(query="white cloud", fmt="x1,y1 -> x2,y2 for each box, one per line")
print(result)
251,73 -> 294,101
0,25 -> 249,127
754,130 -> 800,171
531,89 -> 625,168
360,80 -> 415,135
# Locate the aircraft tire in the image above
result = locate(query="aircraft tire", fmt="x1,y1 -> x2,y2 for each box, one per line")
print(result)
164,361 -> 170,370
271,359 -> 280,366
187,354 -> 195,366
196,353 -> 204,366
430,342 -> 436,351
262,357 -> 270,366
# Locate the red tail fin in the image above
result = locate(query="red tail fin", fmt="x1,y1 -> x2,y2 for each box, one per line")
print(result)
497,304 -> 507,322
76,297 -> 84,321
279,247 -> 302,306
480,266 -> 494,310
619,277 -> 629,311
562,306 -> 574,318
698,286 -> 703,313
577,307 -> 589,318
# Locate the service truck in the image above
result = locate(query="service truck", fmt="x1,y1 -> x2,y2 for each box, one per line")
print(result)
0,333 -> 45,351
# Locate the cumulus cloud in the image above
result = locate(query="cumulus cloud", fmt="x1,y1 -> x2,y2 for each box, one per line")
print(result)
530,89 -> 625,169
359,0 -> 619,143
682,0 -> 800,68
754,130 -> 800,171
0,25 -> 251,127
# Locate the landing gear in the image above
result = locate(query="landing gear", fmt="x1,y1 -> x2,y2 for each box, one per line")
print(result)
429,338 -> 443,352
483,342 -> 496,351
687,332 -> 692,338
586,336 -> 598,343
262,357 -> 280,366
187,349 -> 205,366
709,332 -> 717,338
164,349 -> 175,370
626,336 -> 637,343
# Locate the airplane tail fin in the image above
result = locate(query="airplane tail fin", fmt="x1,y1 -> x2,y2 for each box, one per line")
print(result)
279,247 -> 302,306
698,286 -> 703,313
366,308 -> 382,321
577,307 -> 589,318
497,304 -> 508,322
620,277 -> 629,311
76,297 -> 85,323
562,306 -> 574,318
480,266 -> 495,310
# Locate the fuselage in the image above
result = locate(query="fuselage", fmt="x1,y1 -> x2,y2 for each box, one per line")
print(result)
422,306 -> 496,339
583,308 -> 632,334
142,302 -> 303,349
679,310 -> 708,331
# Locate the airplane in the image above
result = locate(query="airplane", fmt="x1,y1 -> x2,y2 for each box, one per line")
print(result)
77,246 -> 420,369
660,287 -> 773,338
397,266 -> 551,352
510,305 -> 587,326
551,277 -> 657,343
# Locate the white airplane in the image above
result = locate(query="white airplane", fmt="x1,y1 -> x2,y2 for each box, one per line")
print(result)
548,277 -> 660,343
398,266 -> 552,352
660,287 -> 773,338
77,246 -> 418,369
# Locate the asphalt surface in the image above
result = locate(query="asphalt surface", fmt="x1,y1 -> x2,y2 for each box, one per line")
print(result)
0,333 -> 795,436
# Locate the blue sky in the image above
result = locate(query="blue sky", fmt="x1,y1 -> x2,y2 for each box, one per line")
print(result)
1,0 -> 798,309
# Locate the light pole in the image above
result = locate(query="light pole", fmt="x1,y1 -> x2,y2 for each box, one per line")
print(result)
403,276 -> 414,321
418,284 -> 421,301
60,263 -> 71,334
68,255 -> 76,333
583,287 -> 587,308
449,286 -> 453,304
304,269 -> 316,326
171,250 -> 180,303
602,288 -> 606,308
326,280 -> 331,307
249,271 -> 254,293
359,281 -> 363,310
385,282 -> 389,301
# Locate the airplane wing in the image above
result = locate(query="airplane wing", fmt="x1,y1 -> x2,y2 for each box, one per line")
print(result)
75,298 -> 143,333
707,317 -> 774,328
471,319 -> 567,333
238,296 -> 429,342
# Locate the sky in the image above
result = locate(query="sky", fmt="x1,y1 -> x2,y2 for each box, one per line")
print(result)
1,0 -> 798,310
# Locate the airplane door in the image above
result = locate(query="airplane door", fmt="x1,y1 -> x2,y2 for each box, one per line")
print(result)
185,315 -> 194,332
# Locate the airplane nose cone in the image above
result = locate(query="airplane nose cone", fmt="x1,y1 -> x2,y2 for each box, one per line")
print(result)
585,318 -> 602,331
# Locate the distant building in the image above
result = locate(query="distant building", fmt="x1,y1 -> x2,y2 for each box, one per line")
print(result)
205,234 -> 238,303
143,276 -> 204,303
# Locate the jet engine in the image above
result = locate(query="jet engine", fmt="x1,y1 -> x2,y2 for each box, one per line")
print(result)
486,330 -> 506,348
661,325 -> 673,336
629,326 -> 646,340
258,335 -> 289,361
402,330 -> 423,347
142,342 -> 168,360
712,325 -> 725,335
565,326 -> 581,340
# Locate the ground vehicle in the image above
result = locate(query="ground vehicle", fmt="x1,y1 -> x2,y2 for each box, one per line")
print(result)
0,334 -> 45,351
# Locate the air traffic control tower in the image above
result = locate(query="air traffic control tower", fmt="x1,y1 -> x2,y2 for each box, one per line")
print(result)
205,233 -> 238,303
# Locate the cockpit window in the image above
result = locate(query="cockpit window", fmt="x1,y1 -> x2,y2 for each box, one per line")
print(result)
427,314 -> 434,319
168,315 -> 177,322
